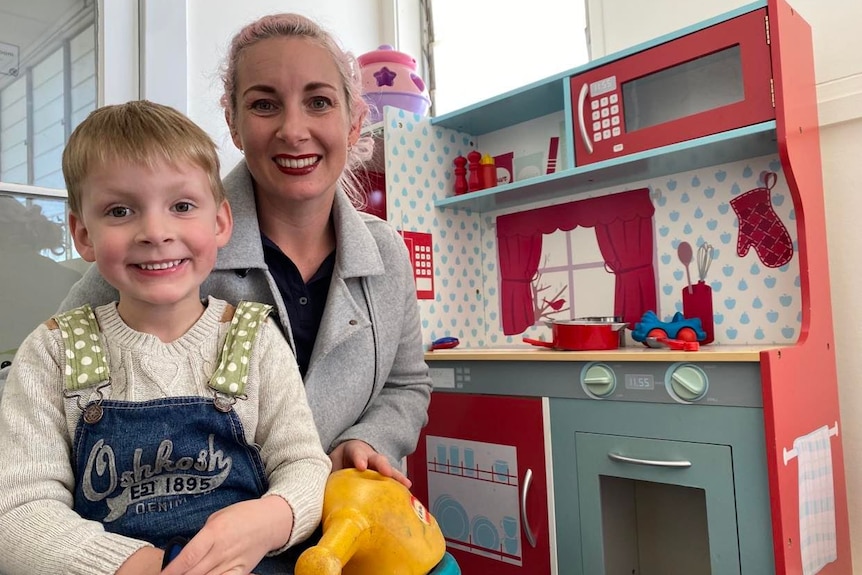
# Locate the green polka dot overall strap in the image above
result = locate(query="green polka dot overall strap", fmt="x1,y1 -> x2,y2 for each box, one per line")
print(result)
209,301 -> 272,398
54,305 -> 110,392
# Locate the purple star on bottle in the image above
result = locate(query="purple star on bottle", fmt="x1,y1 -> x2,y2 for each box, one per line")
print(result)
373,66 -> 397,87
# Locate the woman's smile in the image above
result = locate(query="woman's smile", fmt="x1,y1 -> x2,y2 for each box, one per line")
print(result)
274,154 -> 321,175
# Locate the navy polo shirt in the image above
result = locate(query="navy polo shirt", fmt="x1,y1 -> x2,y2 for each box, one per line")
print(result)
261,234 -> 335,377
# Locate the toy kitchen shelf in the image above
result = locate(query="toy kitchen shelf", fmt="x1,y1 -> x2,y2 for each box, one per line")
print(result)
434,122 -> 776,213
431,0 -> 777,214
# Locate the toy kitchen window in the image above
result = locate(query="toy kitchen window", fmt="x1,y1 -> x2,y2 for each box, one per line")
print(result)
496,189 -> 656,336
570,7 -> 774,166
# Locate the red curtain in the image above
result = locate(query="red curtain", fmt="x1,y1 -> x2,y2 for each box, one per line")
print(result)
496,189 -> 656,334
496,231 -> 544,336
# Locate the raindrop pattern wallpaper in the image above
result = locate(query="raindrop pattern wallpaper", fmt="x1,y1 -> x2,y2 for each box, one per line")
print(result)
651,158 -> 800,344
381,107 -> 801,348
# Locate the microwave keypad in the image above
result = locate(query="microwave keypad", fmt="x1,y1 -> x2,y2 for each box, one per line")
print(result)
590,93 -> 622,142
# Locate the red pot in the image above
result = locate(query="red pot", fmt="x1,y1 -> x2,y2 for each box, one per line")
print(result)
523,319 -> 626,351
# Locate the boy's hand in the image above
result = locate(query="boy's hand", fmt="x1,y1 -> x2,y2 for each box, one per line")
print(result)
329,439 -> 412,488
159,497 -> 292,575
115,546 -> 163,574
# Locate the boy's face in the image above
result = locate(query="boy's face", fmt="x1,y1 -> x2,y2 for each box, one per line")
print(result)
69,158 -> 232,316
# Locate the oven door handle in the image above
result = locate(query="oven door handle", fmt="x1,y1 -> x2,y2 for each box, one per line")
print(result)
520,468 -> 538,548
577,82 -> 594,155
608,452 -> 692,468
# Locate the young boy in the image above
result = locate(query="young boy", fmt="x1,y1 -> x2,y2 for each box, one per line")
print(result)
0,101 -> 331,575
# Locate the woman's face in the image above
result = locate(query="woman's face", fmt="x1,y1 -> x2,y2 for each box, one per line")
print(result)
228,36 -> 361,206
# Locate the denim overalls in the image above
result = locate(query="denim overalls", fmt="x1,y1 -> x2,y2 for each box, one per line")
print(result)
57,302 -> 294,574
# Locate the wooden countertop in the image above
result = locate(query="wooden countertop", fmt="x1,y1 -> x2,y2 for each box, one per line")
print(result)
425,344 -> 791,363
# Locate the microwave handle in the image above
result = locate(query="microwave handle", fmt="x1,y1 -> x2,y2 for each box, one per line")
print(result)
576,82 -> 594,155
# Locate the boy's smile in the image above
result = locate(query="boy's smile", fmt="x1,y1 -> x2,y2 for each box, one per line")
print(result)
69,158 -> 232,339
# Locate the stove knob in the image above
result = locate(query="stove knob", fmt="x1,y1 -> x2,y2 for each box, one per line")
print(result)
665,363 -> 708,403
581,363 -> 616,398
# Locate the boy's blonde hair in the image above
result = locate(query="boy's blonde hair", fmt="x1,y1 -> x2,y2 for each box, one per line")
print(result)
62,100 -> 226,215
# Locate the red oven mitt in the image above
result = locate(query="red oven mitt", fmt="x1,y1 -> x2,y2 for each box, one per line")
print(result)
730,171 -> 794,268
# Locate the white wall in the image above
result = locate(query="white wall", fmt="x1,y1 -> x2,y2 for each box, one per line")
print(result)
99,0 -> 138,105
141,0 -> 187,114
589,0 -> 862,566
821,115 -> 862,571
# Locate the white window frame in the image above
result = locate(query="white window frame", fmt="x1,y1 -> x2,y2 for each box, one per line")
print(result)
0,3 -> 98,191
0,0 -> 142,197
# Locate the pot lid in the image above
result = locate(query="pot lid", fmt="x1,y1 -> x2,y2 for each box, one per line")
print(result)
550,319 -> 627,330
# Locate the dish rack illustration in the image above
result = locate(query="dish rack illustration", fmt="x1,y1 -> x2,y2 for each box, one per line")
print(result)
428,453 -> 518,487
425,438 -> 523,566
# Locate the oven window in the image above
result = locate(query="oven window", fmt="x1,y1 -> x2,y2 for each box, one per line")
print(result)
622,45 -> 743,132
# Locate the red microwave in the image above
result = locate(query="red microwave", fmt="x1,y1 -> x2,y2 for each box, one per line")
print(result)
570,8 -> 774,166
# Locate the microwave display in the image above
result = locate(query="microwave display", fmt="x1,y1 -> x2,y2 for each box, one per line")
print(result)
623,46 -> 744,132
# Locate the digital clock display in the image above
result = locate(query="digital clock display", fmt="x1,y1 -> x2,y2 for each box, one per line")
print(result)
590,76 -> 617,97
625,373 -> 655,391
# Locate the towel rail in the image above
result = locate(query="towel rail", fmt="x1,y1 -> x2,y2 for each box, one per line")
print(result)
782,421 -> 838,465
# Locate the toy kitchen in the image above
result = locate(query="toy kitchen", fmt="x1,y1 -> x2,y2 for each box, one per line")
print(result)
360,1 -> 853,574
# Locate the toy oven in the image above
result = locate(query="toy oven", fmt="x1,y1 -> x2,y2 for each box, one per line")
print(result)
570,8 -> 773,166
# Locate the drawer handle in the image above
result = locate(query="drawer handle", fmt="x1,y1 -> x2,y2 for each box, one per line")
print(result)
607,452 -> 692,468
520,468 -> 538,548
577,82 -> 594,155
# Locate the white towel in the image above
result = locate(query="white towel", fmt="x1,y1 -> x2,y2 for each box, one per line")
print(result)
795,425 -> 837,575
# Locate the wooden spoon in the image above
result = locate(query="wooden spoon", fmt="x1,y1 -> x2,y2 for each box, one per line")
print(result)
678,241 -> 694,294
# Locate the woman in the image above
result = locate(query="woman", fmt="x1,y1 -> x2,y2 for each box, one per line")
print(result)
58,13 -> 431,488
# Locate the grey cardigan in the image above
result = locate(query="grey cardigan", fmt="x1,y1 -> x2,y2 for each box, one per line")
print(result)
56,161 -> 432,464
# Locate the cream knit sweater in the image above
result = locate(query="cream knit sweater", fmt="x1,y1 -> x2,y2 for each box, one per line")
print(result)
0,297 -> 330,575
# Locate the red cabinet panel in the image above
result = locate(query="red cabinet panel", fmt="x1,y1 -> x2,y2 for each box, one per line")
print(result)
408,392 -> 551,575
